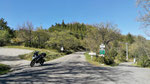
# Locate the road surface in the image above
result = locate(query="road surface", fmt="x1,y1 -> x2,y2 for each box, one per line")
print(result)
0,48 -> 150,84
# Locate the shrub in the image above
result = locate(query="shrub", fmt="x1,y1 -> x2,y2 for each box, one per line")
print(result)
94,56 -> 104,63
0,64 -> 11,75
0,30 -> 10,46
104,56 -> 115,65
116,49 -> 126,62
137,55 -> 150,67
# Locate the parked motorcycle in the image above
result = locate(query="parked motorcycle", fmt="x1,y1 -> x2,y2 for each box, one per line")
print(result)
30,51 -> 46,67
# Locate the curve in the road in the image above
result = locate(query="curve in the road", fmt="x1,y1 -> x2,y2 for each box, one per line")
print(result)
0,49 -> 150,84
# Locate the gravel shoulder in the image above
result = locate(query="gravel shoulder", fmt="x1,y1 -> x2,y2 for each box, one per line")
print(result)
0,48 -> 150,84
0,47 -> 33,67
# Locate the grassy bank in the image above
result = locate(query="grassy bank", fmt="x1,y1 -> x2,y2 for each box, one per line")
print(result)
5,46 -> 65,61
84,53 -> 101,66
84,52 -> 119,67
0,64 -> 11,75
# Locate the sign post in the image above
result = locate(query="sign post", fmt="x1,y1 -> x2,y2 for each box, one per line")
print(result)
89,52 -> 96,60
99,44 -> 105,57
126,43 -> 128,61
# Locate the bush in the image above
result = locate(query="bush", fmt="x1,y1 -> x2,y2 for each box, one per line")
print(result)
116,49 -> 126,62
137,55 -> 150,67
94,56 -> 104,63
103,49 -> 117,65
0,30 -> 10,46
10,38 -> 23,45
94,49 -> 117,65
0,64 -> 11,75
104,56 -> 115,65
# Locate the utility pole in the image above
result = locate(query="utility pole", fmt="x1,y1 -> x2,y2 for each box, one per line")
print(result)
126,43 -> 128,61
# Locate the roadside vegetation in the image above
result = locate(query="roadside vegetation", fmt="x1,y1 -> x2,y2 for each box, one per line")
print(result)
85,52 -> 119,67
0,64 -> 11,75
1,17 -> 150,68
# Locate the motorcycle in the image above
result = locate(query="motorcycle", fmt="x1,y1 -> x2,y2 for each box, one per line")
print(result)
30,51 -> 46,67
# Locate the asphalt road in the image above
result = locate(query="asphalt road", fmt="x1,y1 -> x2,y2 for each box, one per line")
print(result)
0,48 -> 150,84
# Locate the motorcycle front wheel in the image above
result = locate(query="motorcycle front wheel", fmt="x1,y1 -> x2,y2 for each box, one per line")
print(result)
30,60 -> 36,67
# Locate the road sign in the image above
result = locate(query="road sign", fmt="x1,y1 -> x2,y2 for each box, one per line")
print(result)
99,49 -> 105,55
89,52 -> 96,56
100,44 -> 105,49
89,52 -> 96,60
61,47 -> 64,51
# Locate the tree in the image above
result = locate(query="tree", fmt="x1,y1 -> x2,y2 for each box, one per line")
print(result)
0,18 -> 14,37
0,18 -> 10,30
0,30 -> 10,46
48,22 -> 87,40
126,33 -> 135,44
32,27 -> 50,48
83,25 -> 101,52
95,23 -> 120,48
16,22 -> 34,47
129,35 -> 150,67
137,0 -> 150,36
46,31 -> 80,52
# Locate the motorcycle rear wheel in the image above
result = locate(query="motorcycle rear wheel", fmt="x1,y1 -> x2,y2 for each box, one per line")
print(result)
40,59 -> 45,66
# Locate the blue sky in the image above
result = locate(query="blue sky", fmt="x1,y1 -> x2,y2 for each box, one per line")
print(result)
0,0 -> 149,39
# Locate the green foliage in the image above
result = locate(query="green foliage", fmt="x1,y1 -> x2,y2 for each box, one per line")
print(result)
83,26 -> 100,52
0,18 -> 14,38
137,55 -> 150,67
48,21 -> 87,40
15,23 -> 50,48
0,18 -> 14,46
31,27 -> 50,48
0,30 -> 10,46
108,48 -> 118,58
0,64 -> 11,75
95,56 -> 104,64
101,49 -> 116,65
16,22 -> 34,47
129,36 -> 150,67
46,31 -> 80,52
126,33 -> 135,44
116,49 -> 126,62
85,53 -> 102,66
104,56 -> 115,65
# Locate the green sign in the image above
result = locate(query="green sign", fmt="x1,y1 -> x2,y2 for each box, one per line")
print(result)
99,50 -> 105,55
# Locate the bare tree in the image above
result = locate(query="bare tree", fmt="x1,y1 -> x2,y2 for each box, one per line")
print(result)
137,0 -> 150,36
17,22 -> 34,46
94,23 -> 120,45
84,26 -> 101,52
84,23 -> 120,53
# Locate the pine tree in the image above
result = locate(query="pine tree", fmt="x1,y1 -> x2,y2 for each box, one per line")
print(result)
126,33 -> 134,44
0,18 -> 14,38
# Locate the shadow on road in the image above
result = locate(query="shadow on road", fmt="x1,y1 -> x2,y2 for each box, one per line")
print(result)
0,61 -> 132,84
0,55 -> 21,61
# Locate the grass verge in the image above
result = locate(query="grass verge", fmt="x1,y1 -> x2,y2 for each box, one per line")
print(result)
84,53 -> 101,66
0,64 -> 11,75
131,63 -> 150,68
